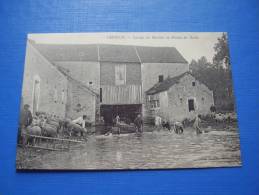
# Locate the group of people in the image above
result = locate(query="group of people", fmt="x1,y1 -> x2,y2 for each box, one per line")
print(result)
18,104 -> 92,139
19,103 -> 203,140
155,114 -> 203,135
111,114 -> 143,134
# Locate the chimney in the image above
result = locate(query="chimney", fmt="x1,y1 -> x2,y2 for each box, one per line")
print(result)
158,75 -> 164,83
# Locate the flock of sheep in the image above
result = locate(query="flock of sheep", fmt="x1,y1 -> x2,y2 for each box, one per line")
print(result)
214,112 -> 237,123
21,114 -> 87,146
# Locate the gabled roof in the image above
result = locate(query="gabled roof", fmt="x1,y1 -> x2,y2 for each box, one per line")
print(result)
56,66 -> 99,96
33,44 -> 98,62
32,42 -> 188,64
146,72 -> 195,95
99,44 -> 139,63
136,46 -> 188,63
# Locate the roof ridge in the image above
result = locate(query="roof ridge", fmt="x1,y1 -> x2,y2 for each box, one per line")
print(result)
56,67 -> 99,96
32,42 -> 188,63
146,72 -> 191,95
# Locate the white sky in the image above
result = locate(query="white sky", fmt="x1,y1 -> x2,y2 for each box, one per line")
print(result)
28,32 -> 224,63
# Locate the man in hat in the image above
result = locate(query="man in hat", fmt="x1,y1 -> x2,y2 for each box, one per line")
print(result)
134,114 -> 143,133
20,104 -> 33,128
18,104 -> 33,143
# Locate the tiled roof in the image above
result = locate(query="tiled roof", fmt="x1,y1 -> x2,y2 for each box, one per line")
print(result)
34,44 -> 98,62
146,72 -> 193,95
99,44 -> 139,63
33,43 -> 188,64
136,46 -> 188,63
56,66 -> 98,96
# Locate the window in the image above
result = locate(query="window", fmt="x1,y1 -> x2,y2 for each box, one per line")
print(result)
54,87 -> 58,103
146,95 -> 151,104
148,94 -> 160,109
150,100 -> 160,109
32,75 -> 40,114
100,88 -> 102,103
180,98 -> 183,104
201,97 -> 205,103
158,75 -> 164,82
188,99 -> 195,112
192,81 -> 196,86
115,64 -> 126,85
61,89 -> 65,104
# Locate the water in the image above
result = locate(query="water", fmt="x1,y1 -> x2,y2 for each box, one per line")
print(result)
25,126 -> 241,170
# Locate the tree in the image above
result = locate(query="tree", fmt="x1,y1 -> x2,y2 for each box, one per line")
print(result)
213,33 -> 230,70
189,43 -> 234,111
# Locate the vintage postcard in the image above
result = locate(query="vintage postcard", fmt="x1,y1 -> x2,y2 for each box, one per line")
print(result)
16,32 -> 241,170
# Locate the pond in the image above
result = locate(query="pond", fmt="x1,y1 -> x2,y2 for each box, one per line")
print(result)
19,126 -> 241,170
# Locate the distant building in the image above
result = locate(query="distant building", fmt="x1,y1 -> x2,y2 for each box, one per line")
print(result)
146,72 -> 214,122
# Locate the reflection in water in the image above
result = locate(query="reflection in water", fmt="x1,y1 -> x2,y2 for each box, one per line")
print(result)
29,128 -> 241,170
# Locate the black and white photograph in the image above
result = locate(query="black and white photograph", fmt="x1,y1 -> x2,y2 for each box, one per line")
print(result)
16,32 -> 241,170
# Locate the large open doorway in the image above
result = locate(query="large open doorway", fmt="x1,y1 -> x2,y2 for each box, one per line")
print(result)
100,104 -> 142,125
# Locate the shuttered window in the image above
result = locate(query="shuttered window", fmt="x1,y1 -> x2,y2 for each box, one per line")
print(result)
115,64 -> 126,85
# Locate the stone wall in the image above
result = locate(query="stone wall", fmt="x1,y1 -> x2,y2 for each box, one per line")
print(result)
167,74 -> 214,121
54,61 -> 100,94
66,79 -> 96,122
141,62 -> 189,119
146,74 -> 214,122
100,62 -> 141,85
21,42 -> 68,117
141,62 -> 189,94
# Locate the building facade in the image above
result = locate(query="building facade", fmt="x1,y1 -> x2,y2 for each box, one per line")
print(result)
22,41 -> 68,117
25,42 -> 209,124
65,78 -> 97,122
21,41 -> 97,121
146,72 -> 214,122
99,45 -> 142,124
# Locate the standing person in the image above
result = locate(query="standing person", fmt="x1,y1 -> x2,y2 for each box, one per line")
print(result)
210,105 -> 216,118
155,115 -> 162,129
193,114 -> 202,135
20,104 -> 33,128
115,115 -> 120,124
18,104 -> 33,143
134,114 -> 143,133
114,115 -> 121,134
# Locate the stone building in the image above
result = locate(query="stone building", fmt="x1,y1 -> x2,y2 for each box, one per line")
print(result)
138,46 -> 189,119
23,42 -> 208,124
22,41 -> 68,117
21,41 -> 97,121
34,44 -> 100,94
99,45 -> 142,124
146,72 -> 214,122
57,67 -> 98,122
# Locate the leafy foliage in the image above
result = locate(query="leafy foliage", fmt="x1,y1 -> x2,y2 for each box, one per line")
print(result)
190,33 -> 234,111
